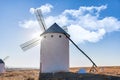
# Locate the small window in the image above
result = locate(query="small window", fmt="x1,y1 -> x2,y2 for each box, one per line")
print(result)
59,35 -> 62,38
44,36 -> 46,38
51,35 -> 53,37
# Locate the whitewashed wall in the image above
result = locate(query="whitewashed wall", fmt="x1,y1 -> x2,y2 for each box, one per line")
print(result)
40,33 -> 69,73
0,63 -> 5,73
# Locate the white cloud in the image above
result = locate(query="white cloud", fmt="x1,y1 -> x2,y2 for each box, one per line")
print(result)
98,17 -> 120,32
68,25 -> 106,43
62,5 -> 107,17
39,3 -> 53,13
45,15 -> 70,27
19,4 -> 120,43
29,3 -> 53,14
19,20 -> 39,28
29,8 -> 35,14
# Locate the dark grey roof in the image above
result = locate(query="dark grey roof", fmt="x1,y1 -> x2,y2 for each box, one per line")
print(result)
41,23 -> 70,36
0,59 -> 4,64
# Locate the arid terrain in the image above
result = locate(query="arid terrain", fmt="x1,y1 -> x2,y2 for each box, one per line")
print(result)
0,66 -> 120,80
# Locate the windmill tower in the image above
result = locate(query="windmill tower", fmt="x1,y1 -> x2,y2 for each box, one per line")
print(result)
0,56 -> 9,73
20,9 -> 98,74
0,59 -> 5,73
40,23 -> 70,73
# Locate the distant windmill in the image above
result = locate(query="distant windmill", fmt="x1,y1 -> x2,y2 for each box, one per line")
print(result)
0,56 -> 9,73
20,9 -> 97,73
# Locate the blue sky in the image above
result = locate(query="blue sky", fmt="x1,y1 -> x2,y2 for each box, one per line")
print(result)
0,0 -> 120,68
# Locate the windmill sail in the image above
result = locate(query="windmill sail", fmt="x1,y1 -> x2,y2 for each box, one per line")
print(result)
3,56 -> 9,61
20,37 -> 40,51
34,9 -> 47,32
20,9 -> 47,51
62,26 -> 68,32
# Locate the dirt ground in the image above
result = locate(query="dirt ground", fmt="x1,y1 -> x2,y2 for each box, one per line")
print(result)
70,66 -> 120,76
0,66 -> 120,80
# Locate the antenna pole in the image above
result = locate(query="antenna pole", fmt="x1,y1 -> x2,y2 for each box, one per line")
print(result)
65,35 -> 97,67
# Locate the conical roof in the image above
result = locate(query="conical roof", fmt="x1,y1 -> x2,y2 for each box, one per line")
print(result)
41,23 -> 70,36
0,59 -> 4,64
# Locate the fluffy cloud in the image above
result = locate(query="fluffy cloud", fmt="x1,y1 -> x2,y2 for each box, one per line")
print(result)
19,20 -> 39,28
19,4 -> 120,43
29,3 -> 53,14
62,5 -> 107,17
68,25 -> 106,43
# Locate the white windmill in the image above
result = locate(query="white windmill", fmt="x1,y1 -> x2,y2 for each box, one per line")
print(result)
0,56 -> 9,73
20,9 -> 98,73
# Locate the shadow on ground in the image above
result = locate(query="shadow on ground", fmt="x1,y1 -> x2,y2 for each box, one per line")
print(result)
39,72 -> 120,80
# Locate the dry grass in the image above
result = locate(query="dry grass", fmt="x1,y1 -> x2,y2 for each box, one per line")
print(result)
0,66 -> 120,80
0,69 -> 39,80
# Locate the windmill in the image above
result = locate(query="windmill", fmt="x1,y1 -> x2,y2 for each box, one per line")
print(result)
0,56 -> 9,73
20,9 -> 98,73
